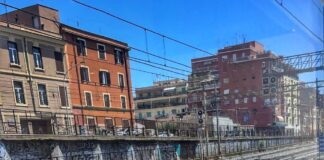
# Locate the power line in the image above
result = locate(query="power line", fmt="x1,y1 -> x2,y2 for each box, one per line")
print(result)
71,0 -> 215,56
311,0 -> 323,14
275,0 -> 324,44
129,57 -> 191,73
130,58 -> 188,77
0,2 -> 191,69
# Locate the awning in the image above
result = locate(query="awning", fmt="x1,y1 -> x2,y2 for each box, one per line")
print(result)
163,87 -> 176,92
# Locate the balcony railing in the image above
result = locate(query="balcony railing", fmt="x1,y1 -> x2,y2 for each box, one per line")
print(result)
135,91 -> 187,100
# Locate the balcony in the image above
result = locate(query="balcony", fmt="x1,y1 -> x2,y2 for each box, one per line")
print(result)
137,105 -> 152,110
135,91 -> 187,100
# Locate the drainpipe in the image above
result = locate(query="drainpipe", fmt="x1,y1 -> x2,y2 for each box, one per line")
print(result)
23,37 -> 37,113
124,49 -> 134,129
71,37 -> 85,125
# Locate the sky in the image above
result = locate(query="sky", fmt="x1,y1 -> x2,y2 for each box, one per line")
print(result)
2,0 -> 323,90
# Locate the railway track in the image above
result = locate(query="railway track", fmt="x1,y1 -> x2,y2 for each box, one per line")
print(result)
226,141 -> 317,160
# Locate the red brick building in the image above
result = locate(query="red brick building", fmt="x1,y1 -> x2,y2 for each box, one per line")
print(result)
190,41 -> 283,129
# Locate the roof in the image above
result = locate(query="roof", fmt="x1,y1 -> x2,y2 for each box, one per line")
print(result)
61,24 -> 128,48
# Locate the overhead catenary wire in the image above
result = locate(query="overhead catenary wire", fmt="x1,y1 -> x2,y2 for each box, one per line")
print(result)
311,0 -> 323,14
71,0 -> 215,56
0,2 -> 191,70
275,0 -> 324,44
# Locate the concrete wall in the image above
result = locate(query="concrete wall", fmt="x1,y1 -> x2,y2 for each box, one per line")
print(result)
0,136 -> 307,160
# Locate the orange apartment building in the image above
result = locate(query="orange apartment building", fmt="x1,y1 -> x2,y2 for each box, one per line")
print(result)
60,25 -> 134,130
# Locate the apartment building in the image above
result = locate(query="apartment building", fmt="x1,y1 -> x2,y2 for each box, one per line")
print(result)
0,5 -> 71,134
135,79 -> 188,120
61,25 -> 133,130
188,55 -> 219,114
0,4 -> 134,134
299,85 -> 316,135
190,41 -> 303,130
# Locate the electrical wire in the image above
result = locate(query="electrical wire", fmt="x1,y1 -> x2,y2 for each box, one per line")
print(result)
275,0 -> 324,44
71,0 -> 215,56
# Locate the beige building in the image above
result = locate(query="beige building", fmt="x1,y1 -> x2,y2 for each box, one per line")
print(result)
0,5 -> 72,134
281,76 -> 301,133
135,79 -> 188,120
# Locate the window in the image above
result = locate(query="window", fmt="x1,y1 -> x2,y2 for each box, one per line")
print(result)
54,52 -> 64,72
103,94 -> 110,107
118,73 -> 125,88
38,84 -> 48,106
235,99 -> 239,104
59,86 -> 68,107
252,96 -> 257,103
76,38 -> 86,56
224,89 -> 229,95
105,119 -> 114,129
13,81 -> 25,104
224,100 -> 230,105
99,71 -> 111,85
97,44 -> 106,60
80,66 -> 90,82
85,92 -> 92,107
221,55 -> 228,62
244,97 -> 248,103
157,111 -> 161,115
263,78 -> 269,84
8,41 -> 19,65
263,88 -> 269,95
232,54 -> 236,61
223,78 -> 229,84
121,96 -> 126,109
32,16 -> 40,29
172,109 -> 177,114
114,48 -> 124,64
138,113 -> 143,119
122,119 -> 129,128
146,112 -> 152,118
32,47 -> 43,69
270,77 -> 276,83
87,118 -> 96,131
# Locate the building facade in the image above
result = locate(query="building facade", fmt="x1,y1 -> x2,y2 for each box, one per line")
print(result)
188,55 -> 219,114
190,41 -> 304,130
135,79 -> 188,120
0,5 -> 72,134
61,25 -> 134,130
0,4 -> 134,134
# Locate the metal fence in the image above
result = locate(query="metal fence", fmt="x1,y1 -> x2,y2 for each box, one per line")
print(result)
0,108 -> 311,138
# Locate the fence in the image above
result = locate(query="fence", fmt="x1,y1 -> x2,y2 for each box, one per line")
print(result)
0,108 -> 310,138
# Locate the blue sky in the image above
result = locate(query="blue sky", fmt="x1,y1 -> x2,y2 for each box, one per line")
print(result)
2,0 -> 323,90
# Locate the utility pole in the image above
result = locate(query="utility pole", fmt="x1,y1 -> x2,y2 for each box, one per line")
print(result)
202,83 -> 209,159
214,81 -> 221,157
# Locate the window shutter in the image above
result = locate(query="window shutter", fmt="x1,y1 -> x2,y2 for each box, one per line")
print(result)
114,51 -> 118,64
55,52 -> 64,72
107,72 -> 111,85
59,86 -> 67,107
99,71 -> 103,84
120,51 -> 124,65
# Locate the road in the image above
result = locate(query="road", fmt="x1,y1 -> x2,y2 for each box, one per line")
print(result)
225,141 -> 319,160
